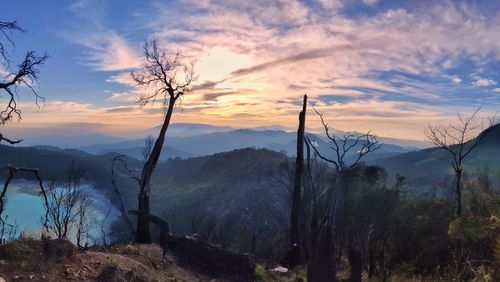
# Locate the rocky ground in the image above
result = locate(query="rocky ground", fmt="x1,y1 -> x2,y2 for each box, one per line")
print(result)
0,238 -> 240,281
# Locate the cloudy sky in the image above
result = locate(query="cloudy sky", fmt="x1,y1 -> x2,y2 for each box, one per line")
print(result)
1,0 -> 500,140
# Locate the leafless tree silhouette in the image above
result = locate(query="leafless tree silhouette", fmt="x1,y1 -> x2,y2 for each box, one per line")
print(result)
45,167 -> 93,241
142,136 -> 154,164
110,155 -> 138,237
76,190 -> 92,249
425,108 -> 498,217
306,106 -> 382,282
0,22 -> 49,242
0,21 -> 23,64
131,38 -> 196,243
307,107 -> 382,223
0,21 -> 47,142
0,166 -> 50,236
0,22 -> 48,123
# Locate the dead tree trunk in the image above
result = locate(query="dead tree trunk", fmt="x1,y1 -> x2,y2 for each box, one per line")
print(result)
136,101 -> 175,243
131,39 -> 195,243
284,94 -> 307,268
455,168 -> 463,217
307,226 -> 336,282
165,234 -> 255,280
347,248 -> 362,282
110,155 -> 137,240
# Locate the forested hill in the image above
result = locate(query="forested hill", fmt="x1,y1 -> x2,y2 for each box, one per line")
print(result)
112,148 -> 293,251
0,145 -> 113,182
0,145 -> 294,254
375,124 -> 500,180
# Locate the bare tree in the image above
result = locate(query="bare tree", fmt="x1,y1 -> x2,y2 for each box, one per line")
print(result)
306,107 -> 382,282
0,166 -> 50,232
100,206 -> 112,245
142,136 -> 155,164
307,107 -> 382,226
131,38 -> 196,243
1,21 -> 48,127
0,22 -> 48,242
425,108 -> 498,217
0,21 -> 23,64
110,155 -> 138,238
76,191 -> 92,249
304,139 -> 331,260
0,217 -> 20,243
45,167 -> 93,241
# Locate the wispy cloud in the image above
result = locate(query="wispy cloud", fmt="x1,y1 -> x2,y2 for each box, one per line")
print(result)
60,1 -> 142,72
474,78 -> 497,87
106,91 -> 138,102
451,76 -> 462,84
63,30 -> 141,71
40,0 -> 500,139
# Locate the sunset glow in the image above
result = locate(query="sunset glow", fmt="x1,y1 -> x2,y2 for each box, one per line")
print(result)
2,1 -> 500,141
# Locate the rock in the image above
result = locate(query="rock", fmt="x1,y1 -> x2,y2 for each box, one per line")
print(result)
164,234 -> 255,279
96,266 -> 125,282
43,238 -> 77,263
273,266 -> 289,273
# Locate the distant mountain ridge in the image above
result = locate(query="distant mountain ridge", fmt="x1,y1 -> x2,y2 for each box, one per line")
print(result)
134,123 -> 235,138
78,128 -> 417,161
17,134 -> 127,148
6,123 -> 429,161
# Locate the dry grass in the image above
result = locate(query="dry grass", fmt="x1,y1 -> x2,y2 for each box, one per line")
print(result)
0,239 -> 236,281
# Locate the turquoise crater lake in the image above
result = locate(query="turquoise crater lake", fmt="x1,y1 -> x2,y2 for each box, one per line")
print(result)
2,180 -> 121,244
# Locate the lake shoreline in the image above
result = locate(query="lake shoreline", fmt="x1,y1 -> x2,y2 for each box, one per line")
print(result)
1,179 -> 122,245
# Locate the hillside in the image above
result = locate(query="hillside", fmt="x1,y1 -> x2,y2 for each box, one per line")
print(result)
100,146 -> 194,160
375,124 -> 500,181
0,145 -> 294,254
13,134 -> 127,149
267,133 -> 410,162
0,239 -> 240,281
111,148 -> 293,253
0,145 -> 108,181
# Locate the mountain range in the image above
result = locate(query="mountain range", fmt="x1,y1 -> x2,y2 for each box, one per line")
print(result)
0,125 -> 498,245
8,123 -> 429,155
5,123 -> 496,184
66,123 -> 425,161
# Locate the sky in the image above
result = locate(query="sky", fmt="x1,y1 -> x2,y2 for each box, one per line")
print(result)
1,0 -> 500,141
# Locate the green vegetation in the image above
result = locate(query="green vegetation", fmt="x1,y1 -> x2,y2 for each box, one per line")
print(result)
376,124 -> 500,187
1,128 -> 499,280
